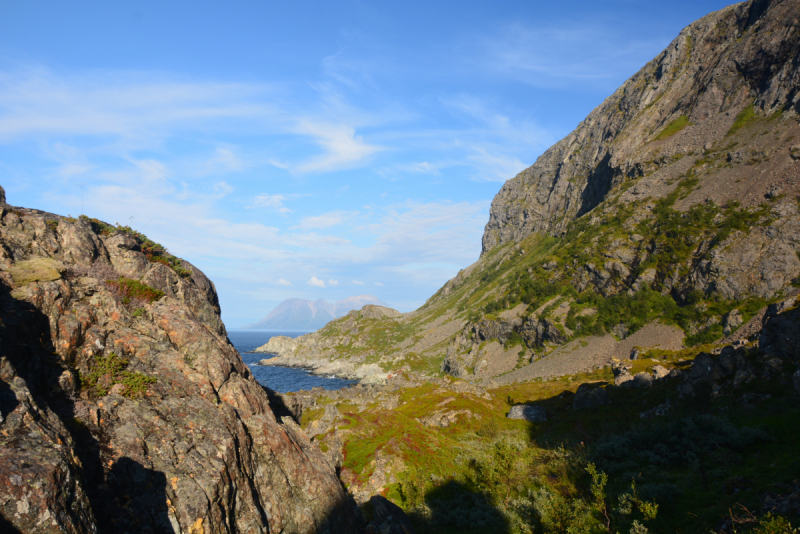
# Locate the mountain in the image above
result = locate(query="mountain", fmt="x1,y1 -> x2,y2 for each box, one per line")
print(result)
256,0 -> 800,385
0,187 -> 362,533
245,294 -> 389,330
251,2 -> 800,530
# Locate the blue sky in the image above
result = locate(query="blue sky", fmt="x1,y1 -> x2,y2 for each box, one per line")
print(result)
0,0 -> 736,327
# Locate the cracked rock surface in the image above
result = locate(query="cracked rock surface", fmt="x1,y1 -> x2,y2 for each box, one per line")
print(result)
0,194 -> 362,533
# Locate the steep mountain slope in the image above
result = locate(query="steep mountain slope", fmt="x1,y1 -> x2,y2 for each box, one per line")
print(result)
0,188 -> 362,533
482,0 -> 800,252
246,295 -> 388,331
258,0 -> 800,385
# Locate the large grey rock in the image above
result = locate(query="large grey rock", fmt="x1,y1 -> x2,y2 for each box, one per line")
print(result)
614,373 -> 634,387
722,309 -> 743,336
718,347 -> 746,374
367,495 -> 416,534
254,334 -> 299,355
652,365 -> 670,380
612,362 -> 631,376
572,384 -> 610,410
632,372 -> 654,388
689,353 -> 724,382
507,405 -> 547,422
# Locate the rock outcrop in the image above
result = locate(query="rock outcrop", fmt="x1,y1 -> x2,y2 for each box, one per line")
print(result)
482,0 -> 800,254
0,200 -> 362,533
253,307 -> 406,384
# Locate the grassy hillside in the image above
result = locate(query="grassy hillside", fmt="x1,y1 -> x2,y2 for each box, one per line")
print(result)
299,336 -> 800,533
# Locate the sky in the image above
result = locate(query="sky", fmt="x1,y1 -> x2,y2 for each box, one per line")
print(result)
0,0 -> 738,328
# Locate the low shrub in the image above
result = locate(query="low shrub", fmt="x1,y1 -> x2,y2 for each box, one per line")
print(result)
592,415 -> 772,474
81,352 -> 156,399
105,277 -> 164,304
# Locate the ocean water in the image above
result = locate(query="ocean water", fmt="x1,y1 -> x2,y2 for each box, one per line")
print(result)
227,330 -> 355,393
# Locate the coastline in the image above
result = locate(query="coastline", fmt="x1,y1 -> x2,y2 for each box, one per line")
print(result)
254,352 -> 390,385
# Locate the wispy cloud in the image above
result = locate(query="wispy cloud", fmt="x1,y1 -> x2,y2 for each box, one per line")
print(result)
474,23 -> 667,89
307,276 -> 326,288
278,278 -> 292,286
0,67 -> 274,142
294,210 -> 357,230
352,280 -> 365,285
375,282 -> 384,286
328,279 -> 339,286
293,120 -> 383,173
247,194 -> 298,213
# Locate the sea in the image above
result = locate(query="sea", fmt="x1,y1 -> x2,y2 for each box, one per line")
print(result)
227,330 -> 355,393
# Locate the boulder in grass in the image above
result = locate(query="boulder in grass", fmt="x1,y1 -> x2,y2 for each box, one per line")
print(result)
572,384 -> 610,410
507,405 -> 547,422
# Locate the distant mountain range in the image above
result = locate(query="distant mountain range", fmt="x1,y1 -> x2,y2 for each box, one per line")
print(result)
244,295 -> 389,331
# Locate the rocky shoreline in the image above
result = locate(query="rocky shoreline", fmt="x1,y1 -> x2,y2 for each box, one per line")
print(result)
254,336 -> 392,385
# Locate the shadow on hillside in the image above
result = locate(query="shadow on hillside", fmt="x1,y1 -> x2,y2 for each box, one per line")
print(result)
0,514 -> 22,534
411,480 -> 511,534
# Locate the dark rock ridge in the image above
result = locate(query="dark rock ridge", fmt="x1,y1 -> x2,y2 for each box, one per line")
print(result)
482,0 -> 800,254
0,197 -> 362,532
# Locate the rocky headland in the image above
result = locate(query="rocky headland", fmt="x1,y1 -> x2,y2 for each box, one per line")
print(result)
0,188 -> 364,533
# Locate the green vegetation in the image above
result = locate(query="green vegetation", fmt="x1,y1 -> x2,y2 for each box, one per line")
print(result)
472,188 -> 774,347
116,225 -> 193,277
79,215 -> 115,236
81,352 -> 156,398
726,104 -> 783,138
654,115 -> 691,141
105,277 -> 164,304
46,220 -> 58,232
77,215 -> 192,278
307,354 -> 800,533
728,104 -> 757,137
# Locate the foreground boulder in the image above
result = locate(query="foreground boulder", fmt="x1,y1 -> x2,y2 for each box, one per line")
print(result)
0,197 -> 362,533
507,404 -> 547,422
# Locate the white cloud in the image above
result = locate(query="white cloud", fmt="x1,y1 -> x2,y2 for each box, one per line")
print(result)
213,181 -> 234,197
375,282 -> 384,286
210,147 -> 244,172
247,194 -> 299,212
278,278 -> 292,286
352,280 -> 365,285
328,279 -> 339,286
307,276 -> 326,288
467,148 -> 528,182
0,67 -> 275,142
294,210 -> 356,230
293,120 -> 382,173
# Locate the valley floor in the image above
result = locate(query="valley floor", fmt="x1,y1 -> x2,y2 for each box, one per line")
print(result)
284,299 -> 800,534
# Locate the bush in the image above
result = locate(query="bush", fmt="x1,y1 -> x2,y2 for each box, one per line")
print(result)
532,487 -> 592,534
593,415 -> 772,474
106,278 -> 164,304
81,352 -> 156,399
751,514 -> 798,534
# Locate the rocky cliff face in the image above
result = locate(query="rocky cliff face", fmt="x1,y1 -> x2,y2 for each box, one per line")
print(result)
257,0 -> 800,388
482,0 -> 800,254
0,190 -> 362,533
